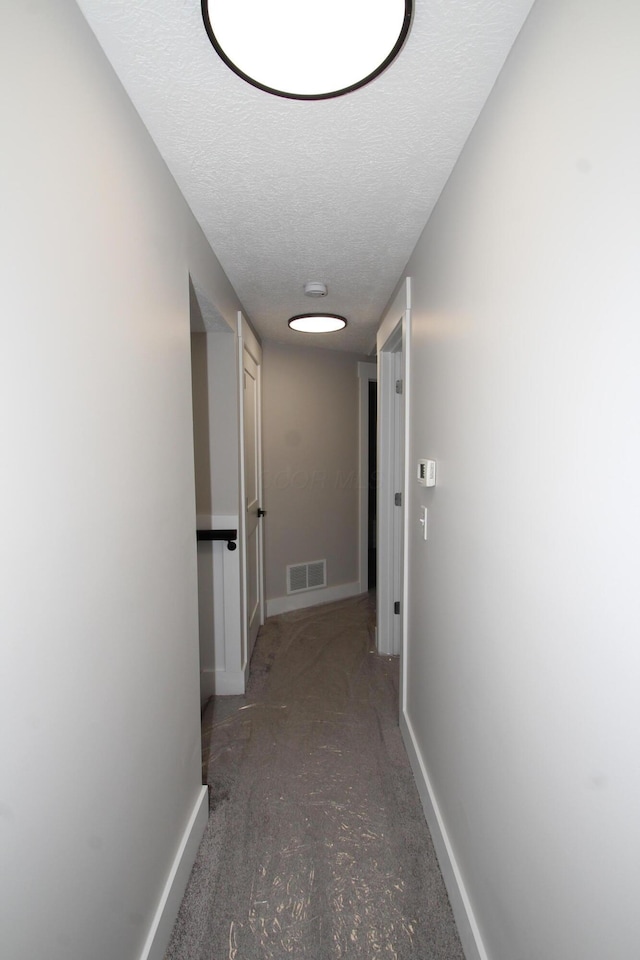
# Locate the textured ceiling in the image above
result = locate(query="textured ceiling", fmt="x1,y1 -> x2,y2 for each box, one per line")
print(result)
76,0 -> 535,354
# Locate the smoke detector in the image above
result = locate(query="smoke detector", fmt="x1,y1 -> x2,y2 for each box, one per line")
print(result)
304,281 -> 328,298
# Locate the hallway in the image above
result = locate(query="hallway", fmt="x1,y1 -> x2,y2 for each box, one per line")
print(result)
166,596 -> 464,960
6,4 -> 640,958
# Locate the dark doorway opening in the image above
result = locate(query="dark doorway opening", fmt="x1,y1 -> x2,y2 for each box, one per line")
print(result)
368,380 -> 378,589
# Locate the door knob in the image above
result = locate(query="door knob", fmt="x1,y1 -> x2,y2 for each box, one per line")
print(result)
257,508 -> 266,518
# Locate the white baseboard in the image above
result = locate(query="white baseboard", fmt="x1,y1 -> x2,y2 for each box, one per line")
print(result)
266,580 -> 362,617
138,785 -> 209,960
201,665 -> 248,698
399,712 -> 488,960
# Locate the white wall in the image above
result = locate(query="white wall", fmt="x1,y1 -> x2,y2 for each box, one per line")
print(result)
205,332 -> 243,516
192,329 -> 246,698
191,330 -> 242,520
262,340 -> 368,611
396,1 -> 640,959
0,3 -> 242,958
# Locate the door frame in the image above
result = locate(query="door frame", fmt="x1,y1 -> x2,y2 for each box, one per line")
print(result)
357,361 -> 378,595
237,311 -> 264,666
376,278 -> 411,662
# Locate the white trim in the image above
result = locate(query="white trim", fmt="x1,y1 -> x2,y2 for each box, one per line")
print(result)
400,281 -> 412,710
376,274 -> 411,350
197,513 -> 245,697
236,314 -> 249,676
400,711 -> 487,960
377,346 -> 396,655
266,580 -> 362,617
237,312 -> 265,666
357,362 -> 377,594
215,513 -> 243,683
237,311 -> 262,364
256,359 -> 265,630
376,278 -> 410,657
138,786 -> 209,960
200,666 -> 248,697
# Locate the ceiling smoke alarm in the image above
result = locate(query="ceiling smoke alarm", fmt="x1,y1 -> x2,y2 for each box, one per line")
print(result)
304,281 -> 328,298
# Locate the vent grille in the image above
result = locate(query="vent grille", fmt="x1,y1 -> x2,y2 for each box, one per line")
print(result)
286,560 -> 327,595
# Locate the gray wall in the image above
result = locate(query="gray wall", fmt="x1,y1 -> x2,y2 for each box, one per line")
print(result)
398,0 -> 640,958
0,3 -> 242,958
262,340 -> 366,603
191,330 -> 241,520
191,333 -> 213,517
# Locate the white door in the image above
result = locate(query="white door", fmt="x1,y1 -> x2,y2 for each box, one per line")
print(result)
376,278 -> 410,658
238,314 -> 264,661
391,348 -> 405,656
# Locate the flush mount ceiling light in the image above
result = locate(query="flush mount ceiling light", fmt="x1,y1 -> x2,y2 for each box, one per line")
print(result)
288,314 -> 347,333
201,0 -> 412,100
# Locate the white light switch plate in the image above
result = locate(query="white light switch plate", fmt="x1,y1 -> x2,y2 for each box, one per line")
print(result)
419,506 -> 428,540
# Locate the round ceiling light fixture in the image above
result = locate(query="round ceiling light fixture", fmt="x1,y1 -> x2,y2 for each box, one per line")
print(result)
288,314 -> 347,334
201,0 -> 412,101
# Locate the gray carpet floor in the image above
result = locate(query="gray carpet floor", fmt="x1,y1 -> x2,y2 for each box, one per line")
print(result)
165,593 -> 465,960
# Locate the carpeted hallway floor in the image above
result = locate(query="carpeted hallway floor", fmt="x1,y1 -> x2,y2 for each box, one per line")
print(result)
165,593 -> 465,960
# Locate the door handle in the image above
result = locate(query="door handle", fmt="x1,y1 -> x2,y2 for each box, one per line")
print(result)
257,508 -> 266,518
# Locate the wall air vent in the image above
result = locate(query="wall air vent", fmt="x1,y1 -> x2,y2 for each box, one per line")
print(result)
286,560 -> 327,595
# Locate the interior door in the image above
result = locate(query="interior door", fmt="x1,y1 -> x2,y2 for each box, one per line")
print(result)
391,348 -> 405,656
239,316 -> 264,661
376,277 -> 409,658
